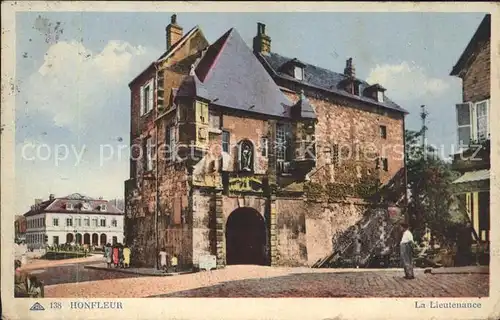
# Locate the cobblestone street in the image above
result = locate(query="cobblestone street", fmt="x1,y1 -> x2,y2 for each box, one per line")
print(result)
43,265 -> 488,298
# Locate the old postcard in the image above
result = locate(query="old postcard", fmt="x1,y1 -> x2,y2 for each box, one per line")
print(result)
1,1 -> 499,320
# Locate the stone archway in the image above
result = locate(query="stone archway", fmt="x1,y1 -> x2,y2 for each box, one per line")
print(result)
100,233 -> 107,246
66,233 -> 74,244
92,233 -> 99,245
225,207 -> 266,265
75,233 -> 82,245
83,233 -> 90,245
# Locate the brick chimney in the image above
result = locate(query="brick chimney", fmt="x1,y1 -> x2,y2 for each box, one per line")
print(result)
344,57 -> 355,79
49,194 -> 55,201
253,22 -> 271,55
166,14 -> 183,50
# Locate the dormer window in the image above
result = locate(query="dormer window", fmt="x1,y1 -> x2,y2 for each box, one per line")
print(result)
100,204 -> 107,212
377,91 -> 384,102
294,66 -> 304,80
66,203 -> 73,210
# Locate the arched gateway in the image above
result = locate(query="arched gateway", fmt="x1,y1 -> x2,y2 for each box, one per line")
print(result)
225,207 -> 267,265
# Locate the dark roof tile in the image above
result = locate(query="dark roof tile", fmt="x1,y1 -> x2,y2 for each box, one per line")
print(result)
258,52 -> 407,114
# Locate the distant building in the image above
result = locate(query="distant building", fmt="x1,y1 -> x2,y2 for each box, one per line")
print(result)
23,193 -> 124,250
450,14 -> 490,243
14,215 -> 27,243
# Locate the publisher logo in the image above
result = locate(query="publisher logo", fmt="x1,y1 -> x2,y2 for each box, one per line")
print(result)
30,302 -> 45,311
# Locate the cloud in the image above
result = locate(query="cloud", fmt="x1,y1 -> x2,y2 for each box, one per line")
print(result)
21,40 -> 160,129
366,61 -> 453,102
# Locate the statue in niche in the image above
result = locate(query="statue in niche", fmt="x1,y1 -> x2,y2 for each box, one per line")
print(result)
238,140 -> 254,172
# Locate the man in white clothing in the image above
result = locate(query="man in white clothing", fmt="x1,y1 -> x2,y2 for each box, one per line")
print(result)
400,222 -> 415,279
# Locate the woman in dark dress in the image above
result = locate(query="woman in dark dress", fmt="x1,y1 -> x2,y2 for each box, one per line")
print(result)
118,244 -> 124,268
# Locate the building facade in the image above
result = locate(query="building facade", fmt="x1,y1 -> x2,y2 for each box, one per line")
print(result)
23,193 -> 125,250
14,215 -> 27,243
450,14 -> 491,243
125,15 -> 407,268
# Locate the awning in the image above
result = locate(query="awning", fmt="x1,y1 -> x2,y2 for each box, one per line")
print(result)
453,169 -> 490,184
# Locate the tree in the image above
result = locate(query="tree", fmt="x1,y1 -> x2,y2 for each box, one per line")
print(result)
405,128 -> 460,244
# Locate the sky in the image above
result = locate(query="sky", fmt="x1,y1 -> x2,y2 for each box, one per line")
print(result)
15,12 -> 486,214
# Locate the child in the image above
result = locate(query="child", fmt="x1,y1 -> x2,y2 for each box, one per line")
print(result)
123,245 -> 131,268
170,254 -> 178,273
159,248 -> 168,272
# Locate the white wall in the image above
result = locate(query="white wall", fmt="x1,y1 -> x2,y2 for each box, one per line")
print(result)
25,211 -> 124,249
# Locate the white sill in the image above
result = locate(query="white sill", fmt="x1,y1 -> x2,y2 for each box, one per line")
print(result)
208,128 -> 222,134
140,110 -> 153,118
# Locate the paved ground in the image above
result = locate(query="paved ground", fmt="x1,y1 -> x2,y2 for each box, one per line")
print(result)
151,271 -> 488,298
43,265 -> 489,298
27,261 -> 147,286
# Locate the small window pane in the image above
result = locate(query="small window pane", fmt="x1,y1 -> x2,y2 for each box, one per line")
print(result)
222,131 -> 230,153
456,103 -> 471,126
458,127 -> 471,146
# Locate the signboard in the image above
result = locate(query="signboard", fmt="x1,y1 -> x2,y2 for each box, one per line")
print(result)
198,254 -> 216,271
228,176 -> 263,192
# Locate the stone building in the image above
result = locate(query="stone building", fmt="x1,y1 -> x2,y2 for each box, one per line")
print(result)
451,14 -> 491,243
125,15 -> 407,268
23,193 -> 124,250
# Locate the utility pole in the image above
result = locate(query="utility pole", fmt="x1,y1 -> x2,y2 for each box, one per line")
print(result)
420,105 -> 428,160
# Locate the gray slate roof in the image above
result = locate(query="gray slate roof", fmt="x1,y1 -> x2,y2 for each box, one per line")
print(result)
181,28 -> 294,118
258,52 -> 408,114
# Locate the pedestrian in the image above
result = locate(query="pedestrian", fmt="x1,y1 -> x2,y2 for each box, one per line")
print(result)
159,248 -> 168,272
118,243 -> 124,268
400,222 -> 415,279
354,237 -> 362,268
112,244 -> 119,268
104,243 -> 112,268
123,245 -> 131,268
170,253 -> 178,273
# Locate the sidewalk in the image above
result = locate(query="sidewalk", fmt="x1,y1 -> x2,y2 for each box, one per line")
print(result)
424,265 -> 489,274
20,254 -> 103,271
84,263 -> 195,276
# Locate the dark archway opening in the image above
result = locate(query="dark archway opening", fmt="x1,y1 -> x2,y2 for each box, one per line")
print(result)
83,233 -> 90,245
225,207 -> 266,265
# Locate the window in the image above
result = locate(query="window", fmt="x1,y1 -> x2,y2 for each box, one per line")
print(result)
100,204 -> 107,212
53,236 -> 59,246
353,83 -> 360,96
294,66 -> 304,80
456,100 -> 490,146
332,144 -> 339,165
377,91 -> 384,102
145,137 -> 154,171
456,102 -> 472,146
66,203 -> 73,210
260,137 -> 268,157
222,130 -> 230,153
140,80 -> 154,116
379,125 -> 387,139
100,219 -> 106,227
209,110 -> 220,129
75,218 -> 81,227
112,219 -> 118,227
84,217 -> 90,227
92,218 -> 98,227
196,101 -> 209,124
475,101 -> 489,141
276,123 -> 287,161
43,218 -> 45,227
382,158 -> 388,172
53,218 -> 59,227
66,218 -> 73,227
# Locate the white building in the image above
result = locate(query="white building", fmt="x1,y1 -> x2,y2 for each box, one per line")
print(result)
23,193 -> 124,250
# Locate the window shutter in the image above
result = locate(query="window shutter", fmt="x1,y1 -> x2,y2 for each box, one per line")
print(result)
456,103 -> 472,146
140,86 -> 145,116
148,80 -> 154,113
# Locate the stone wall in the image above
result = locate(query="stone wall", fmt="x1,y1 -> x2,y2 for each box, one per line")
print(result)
191,190 -> 214,266
463,40 -> 490,103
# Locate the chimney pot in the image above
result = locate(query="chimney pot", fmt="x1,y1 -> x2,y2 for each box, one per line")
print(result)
166,14 -> 183,50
